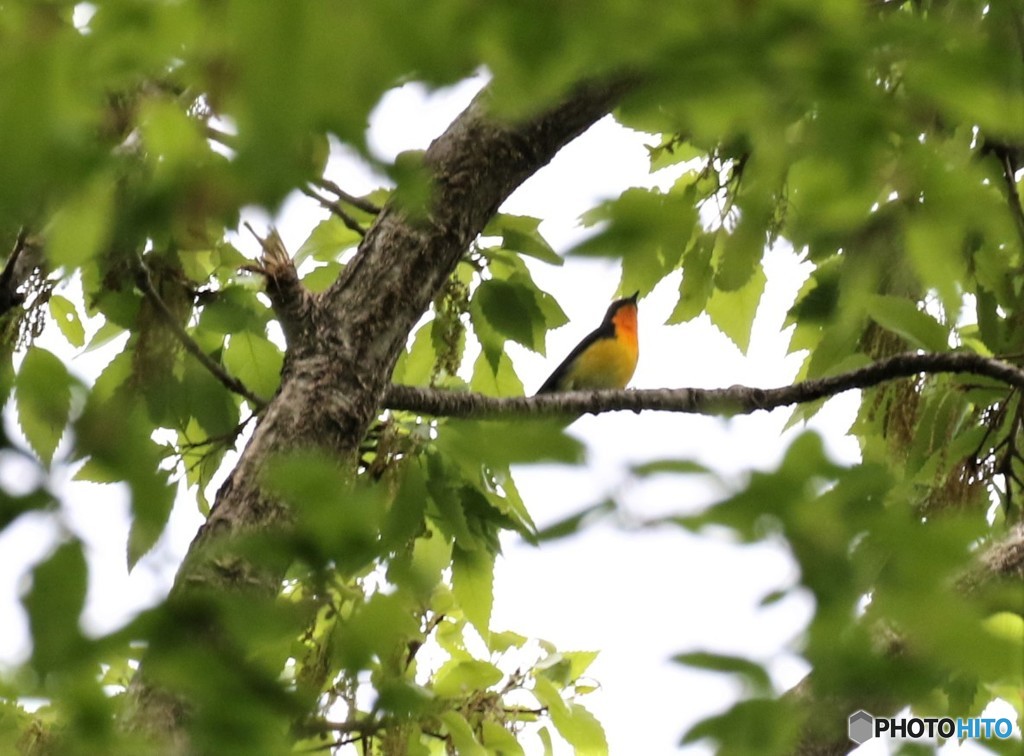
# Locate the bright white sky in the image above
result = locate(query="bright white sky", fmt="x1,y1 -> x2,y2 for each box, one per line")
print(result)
0,75 -> 1015,755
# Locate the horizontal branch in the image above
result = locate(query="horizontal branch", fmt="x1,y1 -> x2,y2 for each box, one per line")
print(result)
384,351 -> 1024,418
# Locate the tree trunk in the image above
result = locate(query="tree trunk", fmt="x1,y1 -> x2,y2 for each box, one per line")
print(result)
124,77 -> 633,744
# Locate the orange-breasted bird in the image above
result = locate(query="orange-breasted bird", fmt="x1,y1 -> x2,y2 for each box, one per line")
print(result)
535,292 -> 639,394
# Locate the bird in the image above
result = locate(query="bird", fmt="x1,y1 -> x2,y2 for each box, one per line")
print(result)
535,292 -> 639,394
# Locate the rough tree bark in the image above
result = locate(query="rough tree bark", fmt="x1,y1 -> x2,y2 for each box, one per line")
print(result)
125,77 -> 634,743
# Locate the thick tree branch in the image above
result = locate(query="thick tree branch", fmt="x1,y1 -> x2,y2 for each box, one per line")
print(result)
0,228 -> 44,318
128,76 -> 635,741
383,351 -> 1024,418
241,224 -> 316,347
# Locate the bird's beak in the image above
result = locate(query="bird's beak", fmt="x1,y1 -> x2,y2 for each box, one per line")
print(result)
628,291 -> 639,303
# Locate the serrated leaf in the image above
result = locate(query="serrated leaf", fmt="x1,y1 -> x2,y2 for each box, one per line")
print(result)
127,478 -> 175,570
382,461 -> 428,550
222,331 -> 282,400
648,139 -> 705,172
715,215 -> 765,292
15,347 -> 72,465
489,629 -> 528,654
485,213 -> 563,265
84,320 -> 126,353
75,399 -> 178,571
294,216 -> 362,265
199,286 -> 271,336
48,294 -> 85,348
866,295 -> 949,351
573,187 -> 697,298
452,545 -> 494,639
301,261 -> 343,292
433,659 -> 503,697
706,265 -> 767,354
471,350 -> 525,397
668,232 -> 716,324
532,677 -> 608,755
472,279 -> 546,353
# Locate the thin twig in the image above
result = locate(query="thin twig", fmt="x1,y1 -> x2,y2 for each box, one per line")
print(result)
136,261 -> 268,409
302,186 -> 367,237
315,178 -> 382,215
383,351 -> 1024,419
997,147 -> 1024,250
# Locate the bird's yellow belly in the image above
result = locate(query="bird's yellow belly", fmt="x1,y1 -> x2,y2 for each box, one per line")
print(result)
563,337 -> 638,390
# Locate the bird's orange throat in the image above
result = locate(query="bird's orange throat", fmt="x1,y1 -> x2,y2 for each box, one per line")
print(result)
612,304 -> 639,354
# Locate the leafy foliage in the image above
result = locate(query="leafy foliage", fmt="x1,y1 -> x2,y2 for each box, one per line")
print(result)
0,0 -> 1022,754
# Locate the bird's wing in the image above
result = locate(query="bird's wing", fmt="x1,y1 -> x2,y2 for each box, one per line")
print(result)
534,321 -> 614,395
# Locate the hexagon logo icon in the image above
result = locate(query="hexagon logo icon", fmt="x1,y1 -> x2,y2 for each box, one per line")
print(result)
848,710 -> 875,744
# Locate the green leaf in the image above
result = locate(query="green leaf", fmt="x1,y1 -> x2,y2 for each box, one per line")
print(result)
672,652 -> 772,695
23,541 -> 88,675
573,187 -> 698,298
488,629 -> 528,654
906,214 -> 967,320
300,261 -> 343,293
47,175 -> 114,269
264,452 -> 382,574
630,459 -> 714,477
452,545 -> 494,639
470,350 -> 525,397
535,500 -> 615,542
472,279 -> 546,353
705,264 -> 767,354
199,285 -> 271,335
382,461 -> 428,551
74,397 -> 184,570
294,216 -> 362,265
433,659 -> 503,697
440,711 -> 487,756
481,720 -> 526,756
532,677 -> 608,755
222,331 -> 283,400
647,139 -> 705,172
484,213 -> 563,265
332,592 -> 420,673
126,484 -> 175,571
15,347 -> 72,465
667,232 -> 716,324
681,698 -> 800,752
437,420 -> 584,468
48,294 -> 86,348
865,295 -> 949,352
715,214 -> 766,292
392,320 -> 438,386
